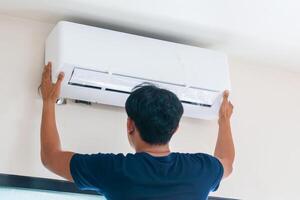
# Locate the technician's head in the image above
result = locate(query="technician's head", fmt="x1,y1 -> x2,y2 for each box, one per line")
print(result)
125,83 -> 184,148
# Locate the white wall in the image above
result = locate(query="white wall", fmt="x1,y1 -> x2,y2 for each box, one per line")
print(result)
0,15 -> 300,200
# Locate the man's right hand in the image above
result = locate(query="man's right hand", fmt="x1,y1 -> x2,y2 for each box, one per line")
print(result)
218,90 -> 233,124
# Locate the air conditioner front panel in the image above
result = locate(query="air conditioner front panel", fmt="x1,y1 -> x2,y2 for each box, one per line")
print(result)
177,46 -> 230,91
60,22 -> 185,85
45,21 -> 231,120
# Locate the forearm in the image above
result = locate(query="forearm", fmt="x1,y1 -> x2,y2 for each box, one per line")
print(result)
40,102 -> 62,162
40,101 -> 74,181
214,119 -> 235,163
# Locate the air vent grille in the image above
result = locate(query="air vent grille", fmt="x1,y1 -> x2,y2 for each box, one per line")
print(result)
68,67 -> 219,107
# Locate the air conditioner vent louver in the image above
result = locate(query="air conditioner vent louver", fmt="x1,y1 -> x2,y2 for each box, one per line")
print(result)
68,67 -> 218,108
105,88 -> 131,94
68,82 -> 103,90
180,100 -> 211,108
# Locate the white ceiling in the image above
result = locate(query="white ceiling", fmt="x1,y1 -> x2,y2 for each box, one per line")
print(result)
1,0 -> 300,72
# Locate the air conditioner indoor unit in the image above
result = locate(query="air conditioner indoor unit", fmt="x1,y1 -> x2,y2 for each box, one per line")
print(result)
45,21 -> 231,120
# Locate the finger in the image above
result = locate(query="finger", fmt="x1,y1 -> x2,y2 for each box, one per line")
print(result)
43,63 -> 51,82
223,90 -> 229,100
48,62 -> 52,82
42,65 -> 48,85
53,72 -> 65,91
42,66 -> 46,83
42,64 -> 48,77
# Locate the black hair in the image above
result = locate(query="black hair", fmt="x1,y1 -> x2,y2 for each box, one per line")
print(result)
125,83 -> 184,145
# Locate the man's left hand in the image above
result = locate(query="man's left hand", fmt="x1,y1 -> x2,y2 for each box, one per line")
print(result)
40,62 -> 64,104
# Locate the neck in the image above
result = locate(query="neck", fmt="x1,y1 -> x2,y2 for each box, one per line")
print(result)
135,143 -> 171,156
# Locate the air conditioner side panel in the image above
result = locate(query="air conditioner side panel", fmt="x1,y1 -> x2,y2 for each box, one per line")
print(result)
45,22 -> 64,81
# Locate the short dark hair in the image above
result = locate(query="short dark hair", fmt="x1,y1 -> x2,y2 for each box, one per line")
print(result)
125,83 -> 184,145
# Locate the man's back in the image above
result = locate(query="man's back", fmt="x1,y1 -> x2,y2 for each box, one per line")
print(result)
70,152 -> 224,200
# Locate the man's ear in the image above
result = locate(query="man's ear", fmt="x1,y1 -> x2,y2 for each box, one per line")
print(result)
127,117 -> 135,135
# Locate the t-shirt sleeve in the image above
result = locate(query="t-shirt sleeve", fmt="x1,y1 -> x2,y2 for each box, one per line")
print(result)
70,153 -> 122,191
209,156 -> 224,192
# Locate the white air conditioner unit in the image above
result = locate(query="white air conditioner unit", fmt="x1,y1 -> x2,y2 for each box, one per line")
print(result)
45,21 -> 231,120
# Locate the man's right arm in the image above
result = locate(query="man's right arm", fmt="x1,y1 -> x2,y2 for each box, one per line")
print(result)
214,91 -> 235,179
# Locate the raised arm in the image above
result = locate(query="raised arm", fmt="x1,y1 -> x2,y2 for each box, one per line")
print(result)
214,91 -> 235,179
40,62 -> 74,181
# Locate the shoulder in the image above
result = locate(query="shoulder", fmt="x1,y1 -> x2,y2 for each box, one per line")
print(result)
71,153 -> 126,167
175,152 -> 219,162
175,153 -> 223,171
195,153 -> 223,169
194,153 -> 222,163
70,153 -> 127,179
72,152 -> 125,160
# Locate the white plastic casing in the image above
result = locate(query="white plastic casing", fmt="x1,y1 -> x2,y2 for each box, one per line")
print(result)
45,21 -> 231,120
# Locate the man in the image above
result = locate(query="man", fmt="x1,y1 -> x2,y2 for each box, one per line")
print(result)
40,62 -> 235,200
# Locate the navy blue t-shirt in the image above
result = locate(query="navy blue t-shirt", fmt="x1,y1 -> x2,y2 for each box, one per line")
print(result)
70,152 -> 223,200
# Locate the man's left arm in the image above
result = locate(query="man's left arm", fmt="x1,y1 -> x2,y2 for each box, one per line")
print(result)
40,62 -> 74,181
